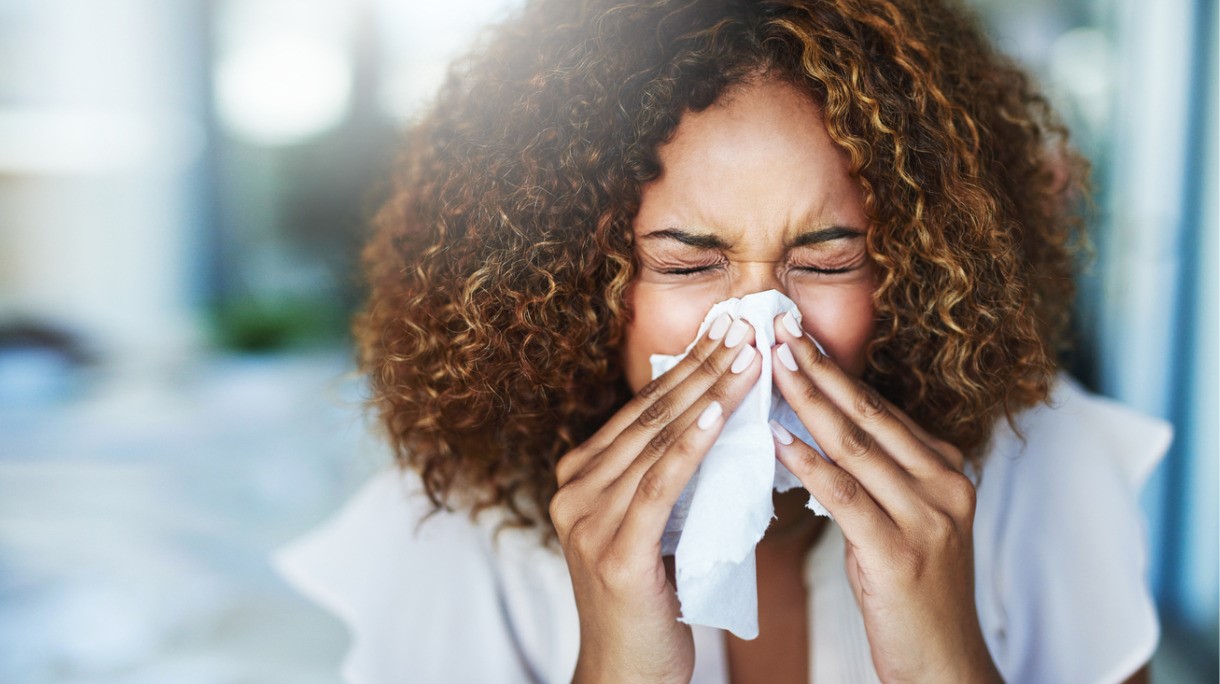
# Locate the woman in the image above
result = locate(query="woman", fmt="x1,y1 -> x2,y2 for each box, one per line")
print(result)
276,0 -> 1170,682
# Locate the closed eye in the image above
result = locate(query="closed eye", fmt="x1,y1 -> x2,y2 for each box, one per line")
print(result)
660,264 -> 858,276
660,265 -> 721,276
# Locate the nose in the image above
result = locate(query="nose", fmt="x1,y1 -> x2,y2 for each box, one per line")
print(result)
728,260 -> 788,300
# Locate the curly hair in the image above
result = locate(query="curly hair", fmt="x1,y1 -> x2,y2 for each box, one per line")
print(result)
354,0 -> 1089,543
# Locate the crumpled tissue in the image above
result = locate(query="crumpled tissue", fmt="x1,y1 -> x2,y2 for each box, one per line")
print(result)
651,289 -> 831,640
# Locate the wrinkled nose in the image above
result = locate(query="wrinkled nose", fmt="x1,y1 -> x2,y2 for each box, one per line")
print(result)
728,260 -> 788,301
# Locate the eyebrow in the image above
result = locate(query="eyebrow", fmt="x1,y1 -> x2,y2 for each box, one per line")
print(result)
640,225 -> 864,249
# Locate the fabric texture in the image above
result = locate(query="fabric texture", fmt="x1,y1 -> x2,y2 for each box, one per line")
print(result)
273,371 -> 1171,684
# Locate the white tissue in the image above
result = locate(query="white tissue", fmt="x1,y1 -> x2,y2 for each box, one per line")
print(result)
650,289 -> 831,640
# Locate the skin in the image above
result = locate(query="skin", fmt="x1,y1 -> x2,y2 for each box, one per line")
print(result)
553,78 -> 1151,683
621,77 -> 877,390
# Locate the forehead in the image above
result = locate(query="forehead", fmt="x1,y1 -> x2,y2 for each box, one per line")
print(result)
633,78 -> 867,244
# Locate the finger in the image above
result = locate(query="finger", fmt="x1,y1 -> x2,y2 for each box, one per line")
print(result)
768,421 -> 894,547
606,337 -> 763,507
575,318 -> 759,485
872,394 -> 935,449
613,399 -> 730,555
873,393 -> 965,471
557,312 -> 737,485
602,312 -> 741,439
772,311 -> 951,475
770,342 -> 925,521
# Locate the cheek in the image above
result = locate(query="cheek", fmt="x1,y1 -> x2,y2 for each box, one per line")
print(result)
793,286 -> 876,378
620,279 -> 879,392
621,282 -> 720,392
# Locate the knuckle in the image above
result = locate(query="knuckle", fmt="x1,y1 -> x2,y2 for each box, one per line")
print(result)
637,377 -> 665,402
669,435 -> 699,464
548,488 -> 571,526
831,470 -> 862,506
646,422 -> 681,455
796,447 -> 824,474
566,515 -> 597,554
695,352 -> 726,380
923,509 -> 957,543
638,398 -> 675,429
800,380 -> 827,406
855,383 -> 888,421
597,549 -> 637,590
910,512 -> 964,569
636,467 -> 669,503
570,516 -> 617,562
943,470 -> 978,517
554,451 -> 582,485
839,420 -> 876,460
702,381 -> 731,406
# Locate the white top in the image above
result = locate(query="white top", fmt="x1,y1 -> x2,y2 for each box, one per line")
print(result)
273,372 -> 1172,684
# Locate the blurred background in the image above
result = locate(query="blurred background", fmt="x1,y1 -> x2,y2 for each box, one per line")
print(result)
0,0 -> 1215,682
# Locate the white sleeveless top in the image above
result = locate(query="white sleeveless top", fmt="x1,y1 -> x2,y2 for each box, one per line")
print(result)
273,372 -> 1171,684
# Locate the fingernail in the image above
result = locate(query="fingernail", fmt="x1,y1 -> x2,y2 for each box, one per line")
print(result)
724,319 -> 749,347
708,313 -> 732,341
776,343 -> 798,372
781,311 -> 802,338
769,419 -> 794,445
730,344 -> 756,373
697,401 -> 723,429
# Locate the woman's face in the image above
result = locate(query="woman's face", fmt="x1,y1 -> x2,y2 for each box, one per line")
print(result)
622,78 -> 878,392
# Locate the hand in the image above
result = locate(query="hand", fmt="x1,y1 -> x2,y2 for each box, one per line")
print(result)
551,314 -> 762,684
766,312 -> 1003,684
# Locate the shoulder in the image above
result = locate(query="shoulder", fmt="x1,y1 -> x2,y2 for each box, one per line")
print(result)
273,467 -> 578,684
973,372 -> 1171,558
972,371 -> 1173,684
274,468 -> 495,613
982,372 -> 1172,490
